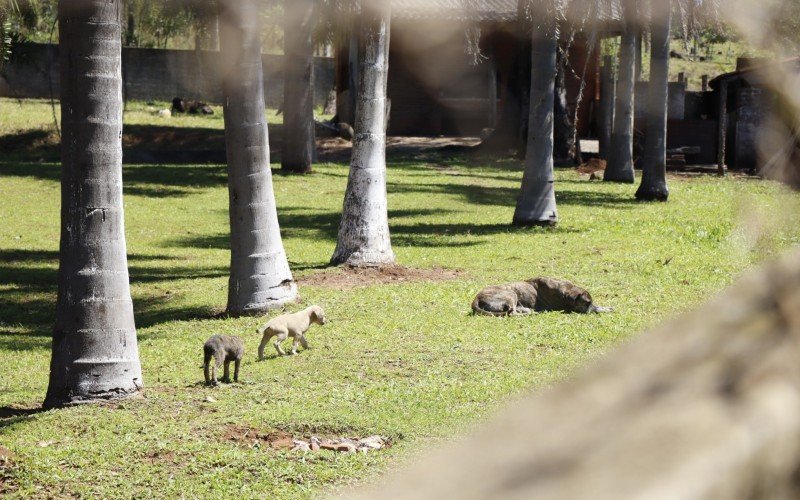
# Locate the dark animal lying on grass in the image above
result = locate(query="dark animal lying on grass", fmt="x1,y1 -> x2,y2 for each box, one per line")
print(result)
171,97 -> 214,115
203,335 -> 244,386
471,277 -> 613,316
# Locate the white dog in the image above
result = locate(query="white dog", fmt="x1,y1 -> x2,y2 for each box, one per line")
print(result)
257,306 -> 327,358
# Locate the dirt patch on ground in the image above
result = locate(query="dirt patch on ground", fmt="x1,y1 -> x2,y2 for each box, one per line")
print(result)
318,136 -> 480,162
143,450 -> 177,465
122,127 -> 226,151
224,426 -> 297,450
299,264 -> 465,290
222,425 -> 392,454
0,446 -> 17,495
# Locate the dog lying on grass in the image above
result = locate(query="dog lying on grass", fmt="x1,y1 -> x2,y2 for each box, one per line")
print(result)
257,306 -> 327,359
472,277 -> 612,316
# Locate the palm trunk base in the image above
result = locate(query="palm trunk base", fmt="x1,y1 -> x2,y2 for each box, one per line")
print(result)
330,247 -> 395,267
44,358 -> 144,409
226,281 -> 299,316
44,387 -> 144,409
635,184 -> 670,201
512,217 -> 558,228
603,168 -> 635,183
280,162 -> 314,175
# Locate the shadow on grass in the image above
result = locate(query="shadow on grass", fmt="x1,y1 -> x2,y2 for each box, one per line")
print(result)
0,123 -> 297,164
0,406 -> 47,430
170,208 -> 581,253
0,249 -> 228,348
388,179 -> 639,209
0,160 -> 229,198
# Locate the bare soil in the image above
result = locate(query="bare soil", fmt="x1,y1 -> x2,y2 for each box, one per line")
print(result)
318,136 -> 480,162
0,445 -> 17,495
298,265 -> 465,290
221,424 -> 393,452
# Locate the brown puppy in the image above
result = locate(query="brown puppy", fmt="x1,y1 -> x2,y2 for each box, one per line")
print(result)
256,306 -> 327,359
471,277 -> 612,316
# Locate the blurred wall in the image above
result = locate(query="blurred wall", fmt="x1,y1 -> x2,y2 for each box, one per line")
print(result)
0,43 -> 335,108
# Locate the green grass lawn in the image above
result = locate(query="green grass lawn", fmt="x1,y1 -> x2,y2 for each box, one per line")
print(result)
1,98 -> 799,498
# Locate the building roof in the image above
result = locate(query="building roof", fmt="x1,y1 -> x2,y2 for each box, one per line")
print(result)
708,57 -> 800,90
391,0 -> 622,23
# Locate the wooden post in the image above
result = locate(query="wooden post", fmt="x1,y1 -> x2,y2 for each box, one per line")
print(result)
702,74 -> 709,91
599,55 -> 615,160
678,72 -> 685,84
716,79 -> 729,176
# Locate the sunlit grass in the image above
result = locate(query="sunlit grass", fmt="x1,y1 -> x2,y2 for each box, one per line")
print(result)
1,99 -> 799,498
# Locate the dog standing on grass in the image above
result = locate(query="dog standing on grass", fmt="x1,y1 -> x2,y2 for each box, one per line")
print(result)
257,306 -> 327,359
203,335 -> 244,386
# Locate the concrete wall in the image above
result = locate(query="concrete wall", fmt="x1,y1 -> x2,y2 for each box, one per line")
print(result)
633,81 -> 686,121
733,87 -> 769,172
0,43 -> 335,108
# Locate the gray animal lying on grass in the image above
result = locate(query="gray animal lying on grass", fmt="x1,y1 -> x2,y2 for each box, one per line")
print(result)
204,335 -> 244,385
257,306 -> 327,359
471,277 -> 613,316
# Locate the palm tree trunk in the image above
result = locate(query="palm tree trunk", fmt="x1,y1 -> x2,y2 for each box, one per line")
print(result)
553,48 -> 577,166
219,0 -> 298,314
45,0 -> 143,408
281,0 -> 316,174
513,8 -> 558,227
605,0 -> 637,183
635,0 -> 671,201
331,0 -> 394,266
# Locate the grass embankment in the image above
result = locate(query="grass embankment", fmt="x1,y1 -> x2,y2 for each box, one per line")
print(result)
601,38 -> 773,90
1,98 -> 799,498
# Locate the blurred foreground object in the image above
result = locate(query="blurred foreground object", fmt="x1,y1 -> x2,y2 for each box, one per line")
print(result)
352,247 -> 800,499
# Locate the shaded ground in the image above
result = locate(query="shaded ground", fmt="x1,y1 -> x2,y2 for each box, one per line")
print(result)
0,112 -> 482,165
299,265 -> 466,290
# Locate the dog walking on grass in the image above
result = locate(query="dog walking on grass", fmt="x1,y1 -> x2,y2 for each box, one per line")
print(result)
257,306 -> 327,359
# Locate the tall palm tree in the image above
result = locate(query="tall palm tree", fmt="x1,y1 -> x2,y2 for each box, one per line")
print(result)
635,0 -> 671,201
219,0 -> 298,314
513,0 -> 559,227
330,0 -> 395,266
604,0 -> 637,183
282,0 -> 316,174
45,0 -> 143,408
553,47 -> 577,165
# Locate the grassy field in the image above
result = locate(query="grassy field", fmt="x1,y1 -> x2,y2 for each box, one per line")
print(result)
600,38 -> 772,91
1,98 -> 799,498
